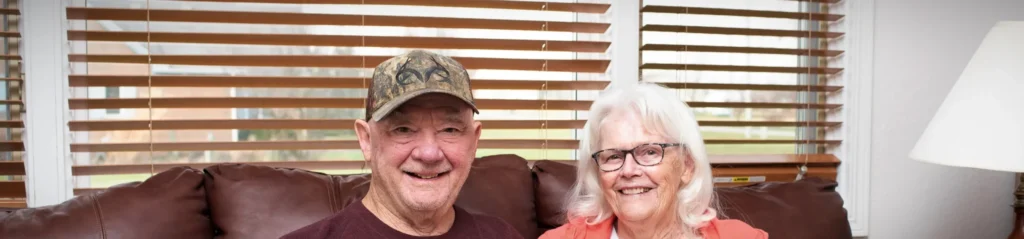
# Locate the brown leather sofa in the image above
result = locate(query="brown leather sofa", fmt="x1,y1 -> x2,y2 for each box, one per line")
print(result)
0,154 -> 852,239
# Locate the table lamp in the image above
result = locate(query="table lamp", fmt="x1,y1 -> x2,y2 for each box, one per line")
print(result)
908,21 -> 1024,239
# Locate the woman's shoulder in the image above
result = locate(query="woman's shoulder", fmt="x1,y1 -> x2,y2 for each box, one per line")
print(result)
702,218 -> 769,239
538,217 -> 614,239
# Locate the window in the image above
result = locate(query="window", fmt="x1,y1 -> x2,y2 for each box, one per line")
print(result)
0,0 -> 24,208
25,1 -> 869,234
62,0 -> 850,190
17,0 -> 869,235
640,0 -> 845,185
65,0 -> 612,192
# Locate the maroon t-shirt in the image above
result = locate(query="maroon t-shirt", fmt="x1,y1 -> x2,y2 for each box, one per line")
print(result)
280,201 -> 523,239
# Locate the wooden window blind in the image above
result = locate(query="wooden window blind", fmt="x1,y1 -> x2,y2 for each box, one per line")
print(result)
0,0 -> 23,208
65,0 -> 612,195
640,0 -> 844,185
45,0 -> 848,196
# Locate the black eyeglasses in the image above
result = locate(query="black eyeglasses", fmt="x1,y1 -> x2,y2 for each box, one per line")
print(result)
590,143 -> 682,172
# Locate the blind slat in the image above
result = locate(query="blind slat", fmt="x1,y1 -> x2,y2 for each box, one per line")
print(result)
69,154 -> 839,176
641,63 -> 842,74
69,75 -> 840,92
789,0 -> 841,3
0,31 -> 18,38
0,161 -> 24,175
710,167 -> 836,187
704,139 -> 840,144
0,199 -> 27,208
0,141 -> 24,151
0,120 -> 23,128
642,44 -> 843,57
68,54 -> 610,73
72,160 -> 368,176
68,98 -> 841,110
70,139 -> 582,152
175,0 -> 611,14
641,5 -> 843,21
69,75 -> 839,92
68,31 -> 611,53
69,75 -> 612,90
70,139 -> 837,153
66,8 -> 610,33
68,119 -> 588,131
710,154 -> 839,165
0,8 -> 17,15
642,24 -> 844,38
701,121 -> 841,127
67,98 -> 596,110
657,82 -> 841,92
67,119 -> 840,131
0,181 -> 25,198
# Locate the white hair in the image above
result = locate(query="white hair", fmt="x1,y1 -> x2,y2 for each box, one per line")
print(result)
565,82 -> 717,238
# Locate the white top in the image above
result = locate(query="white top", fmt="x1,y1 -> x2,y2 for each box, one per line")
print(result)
611,224 -> 620,239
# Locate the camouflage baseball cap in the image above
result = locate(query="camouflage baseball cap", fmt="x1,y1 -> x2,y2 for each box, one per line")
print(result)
365,50 -> 478,121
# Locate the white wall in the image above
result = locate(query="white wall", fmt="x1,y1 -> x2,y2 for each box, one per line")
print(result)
869,0 -> 1024,238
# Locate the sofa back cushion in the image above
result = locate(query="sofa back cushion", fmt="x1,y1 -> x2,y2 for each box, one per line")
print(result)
531,160 -> 852,239
205,154 -> 537,239
0,167 -> 212,239
203,163 -> 363,239
531,160 -> 578,231
716,177 -> 853,239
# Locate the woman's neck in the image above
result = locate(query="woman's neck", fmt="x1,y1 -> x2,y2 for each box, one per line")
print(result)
615,215 -> 688,239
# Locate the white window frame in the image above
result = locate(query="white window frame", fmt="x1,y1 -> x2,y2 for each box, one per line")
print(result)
23,1 -> 873,236
22,0 -> 74,207
837,0 -> 875,236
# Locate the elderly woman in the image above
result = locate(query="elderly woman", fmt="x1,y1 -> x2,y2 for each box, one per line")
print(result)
540,83 -> 767,239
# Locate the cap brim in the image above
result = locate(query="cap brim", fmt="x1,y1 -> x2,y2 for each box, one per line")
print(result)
370,89 -> 479,122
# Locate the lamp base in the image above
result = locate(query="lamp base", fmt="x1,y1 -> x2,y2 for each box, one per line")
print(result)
1010,173 -> 1024,239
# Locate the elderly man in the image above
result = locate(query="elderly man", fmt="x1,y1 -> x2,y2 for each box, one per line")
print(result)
281,50 -> 523,239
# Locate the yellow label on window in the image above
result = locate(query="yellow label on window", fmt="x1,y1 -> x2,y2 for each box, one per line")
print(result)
712,176 -> 766,183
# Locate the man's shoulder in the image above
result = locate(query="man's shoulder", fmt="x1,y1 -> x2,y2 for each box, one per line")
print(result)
279,203 -> 371,239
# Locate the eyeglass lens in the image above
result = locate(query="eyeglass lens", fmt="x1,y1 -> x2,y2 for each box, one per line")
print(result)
596,144 -> 665,171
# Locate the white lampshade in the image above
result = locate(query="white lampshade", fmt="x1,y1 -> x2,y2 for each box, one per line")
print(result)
909,21 -> 1024,172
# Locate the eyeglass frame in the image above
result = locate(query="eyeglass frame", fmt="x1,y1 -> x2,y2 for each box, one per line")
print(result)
590,143 -> 684,172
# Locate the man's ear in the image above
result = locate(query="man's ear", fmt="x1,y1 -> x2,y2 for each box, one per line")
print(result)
471,120 -> 483,155
472,120 -> 482,141
355,119 -> 373,162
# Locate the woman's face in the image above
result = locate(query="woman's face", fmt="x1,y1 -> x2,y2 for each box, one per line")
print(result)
597,110 -> 690,224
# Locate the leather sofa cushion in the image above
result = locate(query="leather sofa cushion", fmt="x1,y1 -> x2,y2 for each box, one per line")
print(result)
531,160 -> 577,231
203,163 -> 356,239
205,154 -> 537,239
716,177 -> 853,239
455,154 -> 538,238
531,160 -> 852,239
0,167 -> 212,239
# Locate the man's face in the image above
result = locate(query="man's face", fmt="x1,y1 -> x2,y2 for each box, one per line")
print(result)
356,93 -> 481,213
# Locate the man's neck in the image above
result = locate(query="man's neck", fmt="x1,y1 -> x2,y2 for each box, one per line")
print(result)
361,187 -> 457,237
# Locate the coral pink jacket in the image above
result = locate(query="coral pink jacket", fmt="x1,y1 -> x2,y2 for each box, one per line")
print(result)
539,216 -> 768,239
